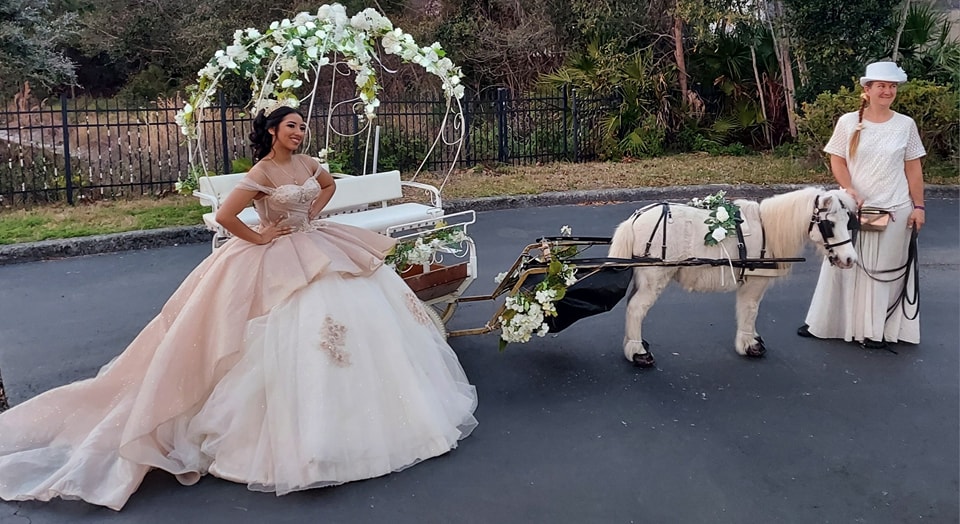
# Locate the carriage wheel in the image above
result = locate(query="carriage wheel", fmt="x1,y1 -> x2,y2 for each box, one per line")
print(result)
431,301 -> 458,324
422,301 -> 448,340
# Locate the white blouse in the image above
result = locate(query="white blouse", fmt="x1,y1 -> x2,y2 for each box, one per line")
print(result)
823,111 -> 926,209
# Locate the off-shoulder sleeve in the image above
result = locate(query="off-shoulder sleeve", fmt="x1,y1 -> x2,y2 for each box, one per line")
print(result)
904,118 -> 926,161
823,113 -> 852,159
235,175 -> 274,194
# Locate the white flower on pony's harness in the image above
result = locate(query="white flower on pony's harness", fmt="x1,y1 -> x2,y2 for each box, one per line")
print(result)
497,227 -> 579,348
711,226 -> 727,243
385,221 -> 468,273
715,206 -> 729,223
688,191 -> 740,247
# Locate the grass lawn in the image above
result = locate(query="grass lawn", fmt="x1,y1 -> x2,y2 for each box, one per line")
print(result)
1,153 -> 956,245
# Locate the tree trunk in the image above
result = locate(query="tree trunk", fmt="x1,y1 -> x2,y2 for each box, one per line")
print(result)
892,0 -> 911,61
673,13 -> 689,102
750,45 -> 773,148
764,0 -> 798,137
0,368 -> 9,413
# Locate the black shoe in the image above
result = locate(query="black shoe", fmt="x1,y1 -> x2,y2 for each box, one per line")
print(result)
797,324 -> 814,338
860,339 -> 889,350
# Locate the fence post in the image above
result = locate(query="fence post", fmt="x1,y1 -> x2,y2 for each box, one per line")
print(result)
352,113 -> 361,175
60,94 -> 74,205
495,87 -> 508,164
461,89 -> 472,167
562,85 -> 569,161
219,92 -> 230,174
571,88 -> 579,163
0,368 -> 8,412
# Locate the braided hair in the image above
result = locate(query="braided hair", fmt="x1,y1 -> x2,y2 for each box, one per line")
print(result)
249,106 -> 304,162
847,91 -> 869,158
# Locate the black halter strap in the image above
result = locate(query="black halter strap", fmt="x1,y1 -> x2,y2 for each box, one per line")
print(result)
808,195 -> 854,251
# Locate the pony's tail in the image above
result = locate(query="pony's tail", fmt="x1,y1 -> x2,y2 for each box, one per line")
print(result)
609,219 -> 636,259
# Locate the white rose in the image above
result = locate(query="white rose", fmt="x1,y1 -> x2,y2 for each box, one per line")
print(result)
715,206 -> 729,223
711,227 -> 727,242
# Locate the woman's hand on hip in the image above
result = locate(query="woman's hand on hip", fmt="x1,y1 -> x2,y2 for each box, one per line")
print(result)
257,223 -> 295,244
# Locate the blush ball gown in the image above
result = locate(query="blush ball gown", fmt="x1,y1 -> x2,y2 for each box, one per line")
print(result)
0,172 -> 478,510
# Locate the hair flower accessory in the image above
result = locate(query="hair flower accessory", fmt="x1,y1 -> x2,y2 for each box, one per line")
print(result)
260,97 -> 301,116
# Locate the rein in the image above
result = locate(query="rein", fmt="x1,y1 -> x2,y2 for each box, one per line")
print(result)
856,228 -> 920,321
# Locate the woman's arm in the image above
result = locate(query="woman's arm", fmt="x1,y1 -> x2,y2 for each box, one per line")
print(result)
215,179 -> 292,245
306,158 -> 336,220
829,154 -> 863,207
905,158 -> 925,231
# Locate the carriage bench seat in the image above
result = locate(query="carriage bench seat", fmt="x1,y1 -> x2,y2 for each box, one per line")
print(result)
193,169 -> 444,249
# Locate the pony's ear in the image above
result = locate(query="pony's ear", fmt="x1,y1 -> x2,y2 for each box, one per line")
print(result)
821,194 -> 834,208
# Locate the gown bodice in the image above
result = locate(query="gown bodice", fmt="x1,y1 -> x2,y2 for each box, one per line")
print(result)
236,171 -> 322,230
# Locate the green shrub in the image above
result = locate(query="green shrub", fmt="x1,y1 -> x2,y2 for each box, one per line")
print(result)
618,116 -> 665,158
375,131 -> 431,173
797,80 -> 959,165
321,129 -> 432,175
231,157 -> 253,173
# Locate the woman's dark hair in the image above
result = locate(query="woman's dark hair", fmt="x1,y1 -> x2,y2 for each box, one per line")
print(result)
249,106 -> 304,162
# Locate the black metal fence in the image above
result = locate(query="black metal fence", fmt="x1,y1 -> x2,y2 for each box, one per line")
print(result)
0,88 -> 618,207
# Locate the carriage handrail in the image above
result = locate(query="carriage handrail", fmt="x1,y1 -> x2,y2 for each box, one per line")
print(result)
536,236 -> 615,243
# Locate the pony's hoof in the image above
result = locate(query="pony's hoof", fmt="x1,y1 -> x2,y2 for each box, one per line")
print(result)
745,336 -> 766,358
631,340 -> 655,367
632,352 -> 656,367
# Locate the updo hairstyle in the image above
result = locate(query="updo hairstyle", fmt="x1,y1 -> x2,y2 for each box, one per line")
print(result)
249,106 -> 304,161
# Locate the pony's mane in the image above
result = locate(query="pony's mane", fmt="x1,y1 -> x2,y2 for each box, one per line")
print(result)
758,187 -> 821,261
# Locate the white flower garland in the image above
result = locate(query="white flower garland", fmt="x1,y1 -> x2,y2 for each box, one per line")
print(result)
385,223 -> 469,273
496,226 -> 578,347
176,3 -> 464,140
688,191 -> 740,246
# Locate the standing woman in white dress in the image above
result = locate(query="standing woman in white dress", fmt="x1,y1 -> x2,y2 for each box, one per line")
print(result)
798,61 -> 926,350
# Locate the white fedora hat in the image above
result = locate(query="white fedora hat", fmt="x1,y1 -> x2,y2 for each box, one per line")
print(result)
860,61 -> 908,86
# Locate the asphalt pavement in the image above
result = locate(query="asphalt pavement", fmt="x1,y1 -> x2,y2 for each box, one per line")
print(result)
0,191 -> 957,524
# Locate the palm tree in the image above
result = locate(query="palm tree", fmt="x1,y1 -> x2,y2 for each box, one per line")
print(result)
893,2 -> 960,84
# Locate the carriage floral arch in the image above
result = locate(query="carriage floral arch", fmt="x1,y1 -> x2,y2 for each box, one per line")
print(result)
175,3 -> 466,189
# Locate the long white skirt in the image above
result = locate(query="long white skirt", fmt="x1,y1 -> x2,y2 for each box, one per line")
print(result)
804,204 -> 919,343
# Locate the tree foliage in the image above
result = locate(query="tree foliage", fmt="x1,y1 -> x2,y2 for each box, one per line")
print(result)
0,0 -> 77,97
8,0 -> 958,163
782,0 -> 902,102
892,1 -> 960,86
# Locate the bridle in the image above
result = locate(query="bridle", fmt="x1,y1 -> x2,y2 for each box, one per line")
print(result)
807,194 -> 857,264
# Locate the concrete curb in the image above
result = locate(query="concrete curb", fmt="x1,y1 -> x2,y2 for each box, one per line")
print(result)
2,184 -> 957,265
